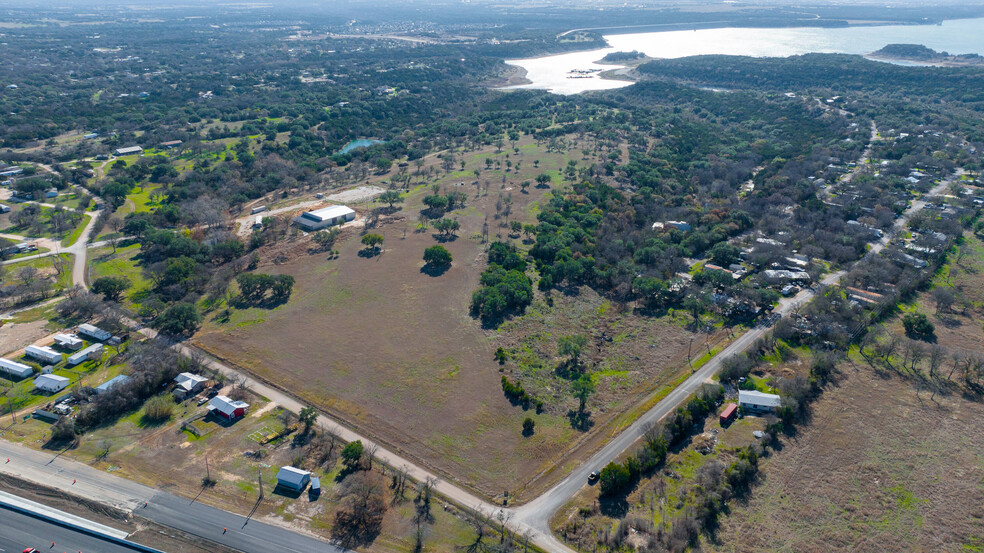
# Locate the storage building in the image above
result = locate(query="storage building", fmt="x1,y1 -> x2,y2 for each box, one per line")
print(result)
25,345 -> 62,365
276,466 -> 311,492
77,323 -> 112,342
67,344 -> 103,366
208,395 -> 249,421
0,358 -> 34,379
293,205 -> 355,231
34,374 -> 70,393
738,390 -> 782,414
719,403 -> 738,425
114,146 -> 143,156
53,334 -> 84,351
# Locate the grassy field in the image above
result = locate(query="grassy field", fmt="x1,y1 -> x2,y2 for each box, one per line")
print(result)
3,253 -> 74,290
194,137 -> 734,501
61,213 -> 91,246
88,243 -> 150,308
708,361 -> 984,553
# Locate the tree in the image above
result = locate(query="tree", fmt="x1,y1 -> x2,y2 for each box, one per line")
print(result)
341,440 -> 365,471
522,417 -> 535,436
558,334 -> 587,366
709,242 -> 740,267
270,274 -> 295,302
432,218 -> 460,237
902,312 -> 935,339
299,406 -> 318,433
535,173 -> 551,187
932,287 -> 955,315
422,194 -> 448,213
378,190 -> 403,209
332,472 -> 387,546
361,233 -> 384,254
144,395 -> 175,422
422,245 -> 452,269
572,373 -> 595,413
153,302 -> 202,336
92,276 -> 131,302
313,227 -> 342,251
598,461 -> 631,496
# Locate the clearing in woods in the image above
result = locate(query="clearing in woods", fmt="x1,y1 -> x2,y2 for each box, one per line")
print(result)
193,138 -> 732,501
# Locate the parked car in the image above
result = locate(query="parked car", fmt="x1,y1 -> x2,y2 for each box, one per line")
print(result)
587,471 -> 600,483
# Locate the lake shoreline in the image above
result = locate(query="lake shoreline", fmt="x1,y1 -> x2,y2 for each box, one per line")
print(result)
503,17 -> 984,94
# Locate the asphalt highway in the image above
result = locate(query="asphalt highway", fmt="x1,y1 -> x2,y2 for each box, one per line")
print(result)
0,505 -> 140,553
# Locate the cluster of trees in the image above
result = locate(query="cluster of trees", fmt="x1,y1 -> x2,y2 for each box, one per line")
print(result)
235,273 -> 295,305
500,376 -> 543,412
470,242 -> 533,325
598,385 -> 723,497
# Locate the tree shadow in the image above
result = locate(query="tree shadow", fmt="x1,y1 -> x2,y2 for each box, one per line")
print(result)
598,494 -> 629,518
420,264 -> 450,277
567,409 -> 594,431
358,248 -> 381,258
431,233 -> 457,243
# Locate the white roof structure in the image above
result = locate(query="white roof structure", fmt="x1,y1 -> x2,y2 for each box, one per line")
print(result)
293,205 -> 356,230
276,466 -> 311,489
67,343 -> 103,366
174,372 -> 208,392
24,345 -> 62,364
78,323 -> 112,341
0,358 -> 34,379
53,334 -> 84,350
208,395 -> 249,416
739,390 -> 782,409
34,373 -> 70,392
114,146 -> 143,156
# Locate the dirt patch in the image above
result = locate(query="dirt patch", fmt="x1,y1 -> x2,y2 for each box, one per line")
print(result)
0,319 -> 50,356
325,185 -> 386,204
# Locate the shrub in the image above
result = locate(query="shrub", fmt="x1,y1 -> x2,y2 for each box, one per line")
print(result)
50,417 -> 76,442
902,312 -> 934,338
598,461 -> 632,496
522,417 -> 535,435
143,395 -> 175,422
341,440 -> 364,470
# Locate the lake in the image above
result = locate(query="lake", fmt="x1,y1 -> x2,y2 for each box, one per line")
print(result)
505,17 -> 984,95
338,138 -> 385,155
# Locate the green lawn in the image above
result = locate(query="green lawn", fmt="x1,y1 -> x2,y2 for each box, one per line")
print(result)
89,244 -> 149,308
61,213 -> 91,247
3,253 -> 74,290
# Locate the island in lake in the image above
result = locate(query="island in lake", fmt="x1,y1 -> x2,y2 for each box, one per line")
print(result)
869,43 -> 984,66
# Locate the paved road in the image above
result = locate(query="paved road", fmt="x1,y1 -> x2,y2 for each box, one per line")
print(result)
0,442 -> 345,553
0,506 -> 143,553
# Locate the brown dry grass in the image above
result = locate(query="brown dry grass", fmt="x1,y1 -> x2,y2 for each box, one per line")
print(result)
193,139 -> 727,501
709,360 -> 984,553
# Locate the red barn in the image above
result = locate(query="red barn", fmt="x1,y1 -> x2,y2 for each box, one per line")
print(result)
208,395 -> 249,421
719,403 -> 738,425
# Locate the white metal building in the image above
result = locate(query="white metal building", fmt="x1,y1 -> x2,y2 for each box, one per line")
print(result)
293,205 -> 355,231
0,358 -> 34,379
276,466 -> 311,492
24,345 -> 62,365
53,334 -> 84,351
78,323 -> 112,342
114,146 -> 143,156
67,344 -> 104,366
738,390 -> 782,414
34,374 -> 70,393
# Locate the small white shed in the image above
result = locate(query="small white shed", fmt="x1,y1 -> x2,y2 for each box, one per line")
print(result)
276,466 -> 311,492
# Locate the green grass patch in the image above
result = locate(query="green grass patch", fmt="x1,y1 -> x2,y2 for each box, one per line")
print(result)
61,213 -> 91,247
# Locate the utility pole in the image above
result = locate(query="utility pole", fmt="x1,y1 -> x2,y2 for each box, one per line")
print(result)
205,456 -> 210,482
258,468 -> 263,500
